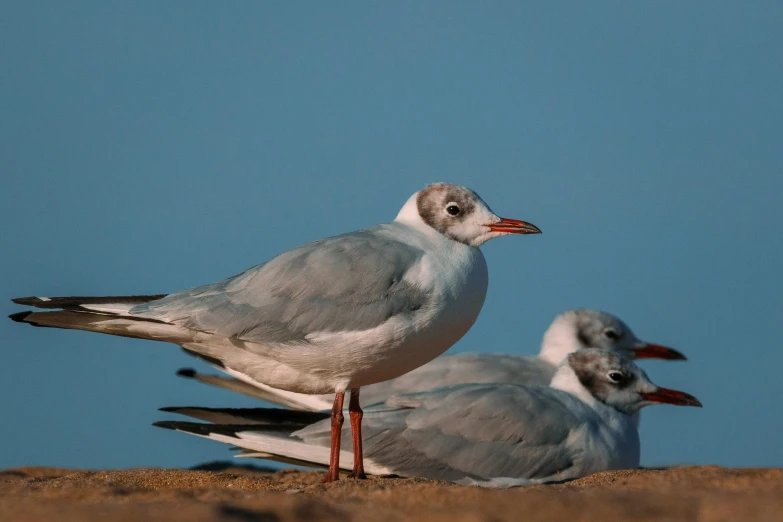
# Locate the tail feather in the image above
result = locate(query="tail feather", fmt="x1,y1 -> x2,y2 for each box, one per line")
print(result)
153,418 -> 393,475
153,420 -> 343,471
9,294 -> 175,339
10,296 -> 250,375
9,309 -> 192,343
154,421 -> 332,470
234,451 -> 329,469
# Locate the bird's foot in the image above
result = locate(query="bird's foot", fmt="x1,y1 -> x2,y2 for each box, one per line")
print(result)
322,472 -> 340,483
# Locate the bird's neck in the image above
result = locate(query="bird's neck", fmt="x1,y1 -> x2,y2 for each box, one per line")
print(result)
538,316 -> 582,366
394,192 -> 433,233
394,192 -> 468,247
549,364 -> 598,407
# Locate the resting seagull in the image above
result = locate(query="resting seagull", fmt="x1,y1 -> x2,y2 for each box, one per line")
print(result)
174,309 -> 687,410
9,182 -> 540,482
155,349 -> 702,486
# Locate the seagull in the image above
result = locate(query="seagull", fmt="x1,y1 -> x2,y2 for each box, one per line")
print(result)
173,309 -> 687,411
155,348 -> 702,486
9,182 -> 541,482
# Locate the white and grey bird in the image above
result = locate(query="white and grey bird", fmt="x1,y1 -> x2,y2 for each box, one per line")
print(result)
173,309 -> 687,411
9,182 -> 541,482
155,348 -> 702,486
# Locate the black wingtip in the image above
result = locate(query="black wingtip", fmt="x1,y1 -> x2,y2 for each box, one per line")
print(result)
153,420 -> 187,431
12,294 -> 169,310
9,311 -> 33,323
152,420 -> 245,437
158,406 -> 187,413
11,297 -> 38,306
176,368 -> 197,378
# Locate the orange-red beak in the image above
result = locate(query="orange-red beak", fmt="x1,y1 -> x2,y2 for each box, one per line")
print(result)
630,343 -> 687,361
631,343 -> 688,361
485,217 -> 542,235
641,387 -> 702,407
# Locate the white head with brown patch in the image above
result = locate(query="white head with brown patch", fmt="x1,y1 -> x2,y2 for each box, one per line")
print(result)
552,348 -> 702,416
395,183 -> 541,247
538,309 -> 688,366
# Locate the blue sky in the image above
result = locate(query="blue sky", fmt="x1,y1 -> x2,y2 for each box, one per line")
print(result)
1,2 -> 781,470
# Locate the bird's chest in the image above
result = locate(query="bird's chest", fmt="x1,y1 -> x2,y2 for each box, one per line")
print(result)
581,414 -> 640,473
411,245 -> 488,341
347,246 -> 488,387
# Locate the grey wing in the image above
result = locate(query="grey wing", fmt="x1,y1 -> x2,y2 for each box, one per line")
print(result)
130,225 -> 427,344
359,353 -> 557,406
295,384 -> 585,482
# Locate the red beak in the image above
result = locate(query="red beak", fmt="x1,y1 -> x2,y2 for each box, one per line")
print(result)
485,217 -> 542,235
630,343 -> 687,361
641,387 -> 702,407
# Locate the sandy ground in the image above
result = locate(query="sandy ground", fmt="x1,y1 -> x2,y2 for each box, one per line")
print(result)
1,463 -> 781,522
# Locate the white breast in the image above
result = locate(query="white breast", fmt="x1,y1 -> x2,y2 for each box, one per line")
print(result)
574,404 -> 641,476
549,367 -> 641,478
309,238 -> 489,390
345,240 -> 489,388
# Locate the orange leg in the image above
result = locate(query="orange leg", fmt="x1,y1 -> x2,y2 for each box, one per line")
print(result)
323,391 -> 345,483
348,387 -> 367,479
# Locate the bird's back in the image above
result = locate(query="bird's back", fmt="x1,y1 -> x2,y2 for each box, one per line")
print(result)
357,352 -> 557,406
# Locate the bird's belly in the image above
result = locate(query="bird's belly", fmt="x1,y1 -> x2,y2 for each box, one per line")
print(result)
347,297 -> 485,388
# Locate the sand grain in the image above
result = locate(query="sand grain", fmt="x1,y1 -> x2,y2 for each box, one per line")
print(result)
1,465 -> 780,522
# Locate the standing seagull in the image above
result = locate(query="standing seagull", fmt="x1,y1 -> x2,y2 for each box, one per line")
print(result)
174,309 -> 687,410
155,349 -> 702,485
9,182 -> 541,482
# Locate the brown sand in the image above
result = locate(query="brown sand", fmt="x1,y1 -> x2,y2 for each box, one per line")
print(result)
1,464 -> 781,522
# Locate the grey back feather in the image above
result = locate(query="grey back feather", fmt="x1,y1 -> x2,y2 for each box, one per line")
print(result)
131,225 -> 428,344
357,353 -> 557,406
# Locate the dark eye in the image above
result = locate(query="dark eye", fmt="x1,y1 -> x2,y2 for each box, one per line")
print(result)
607,371 -> 624,383
445,204 -> 461,216
603,328 -> 620,340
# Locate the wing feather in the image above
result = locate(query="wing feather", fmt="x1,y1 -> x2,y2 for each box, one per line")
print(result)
131,225 -> 427,344
294,384 -> 588,481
